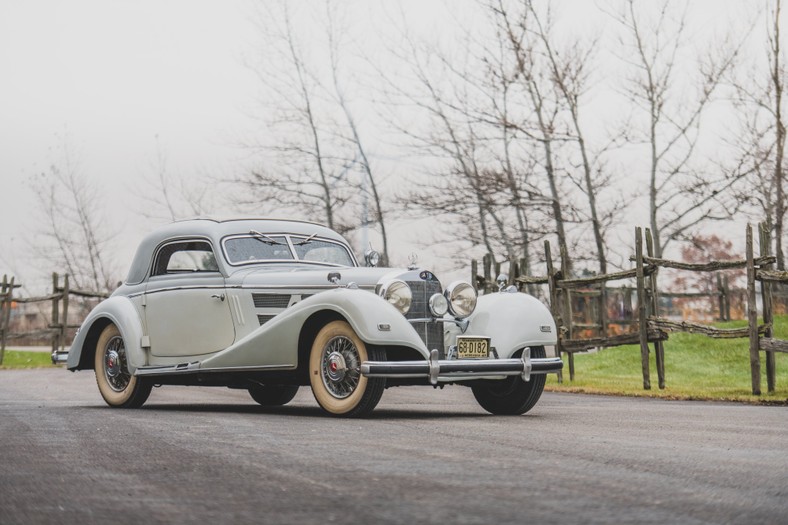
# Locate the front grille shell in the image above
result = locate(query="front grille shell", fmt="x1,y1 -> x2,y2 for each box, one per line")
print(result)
404,278 -> 445,358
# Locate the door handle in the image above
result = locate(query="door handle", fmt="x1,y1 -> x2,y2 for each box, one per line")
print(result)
211,293 -> 226,302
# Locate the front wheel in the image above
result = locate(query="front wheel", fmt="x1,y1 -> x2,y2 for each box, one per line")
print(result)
248,385 -> 299,406
94,324 -> 152,408
471,346 -> 547,415
309,320 -> 385,417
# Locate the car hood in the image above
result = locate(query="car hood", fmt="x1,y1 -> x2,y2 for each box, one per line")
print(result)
229,265 -> 421,289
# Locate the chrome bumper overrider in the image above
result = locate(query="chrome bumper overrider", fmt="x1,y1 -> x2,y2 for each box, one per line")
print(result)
360,347 -> 563,385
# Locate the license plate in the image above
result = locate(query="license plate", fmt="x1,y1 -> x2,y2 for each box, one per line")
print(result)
457,337 -> 490,359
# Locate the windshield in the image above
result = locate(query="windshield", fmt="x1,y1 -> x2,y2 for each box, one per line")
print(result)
222,233 -> 355,267
291,236 -> 354,266
224,235 -> 292,264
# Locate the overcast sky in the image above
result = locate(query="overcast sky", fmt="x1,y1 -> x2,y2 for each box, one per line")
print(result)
0,0 -> 776,290
1,1 -> 256,282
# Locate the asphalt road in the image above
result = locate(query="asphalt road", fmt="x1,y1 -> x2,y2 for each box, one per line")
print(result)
1,369 -> 786,525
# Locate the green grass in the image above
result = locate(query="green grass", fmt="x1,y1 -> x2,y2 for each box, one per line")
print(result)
546,315 -> 788,404
0,350 -> 61,369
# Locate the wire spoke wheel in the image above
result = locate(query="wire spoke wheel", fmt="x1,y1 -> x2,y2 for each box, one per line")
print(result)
309,320 -> 385,417
320,335 -> 362,399
94,324 -> 152,408
103,335 -> 131,392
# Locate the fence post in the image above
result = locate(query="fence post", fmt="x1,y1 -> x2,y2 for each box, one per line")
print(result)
482,254 -> 492,295
61,274 -> 70,353
635,227 -> 651,390
51,273 -> 60,355
545,240 -> 563,383
759,223 -> 776,393
471,259 -> 478,293
519,257 -> 529,294
559,244 -> 575,380
746,225 -> 761,395
0,275 -> 12,365
645,228 -> 665,389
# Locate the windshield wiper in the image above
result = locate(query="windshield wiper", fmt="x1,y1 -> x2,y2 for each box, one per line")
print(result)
293,233 -> 318,246
249,230 -> 286,245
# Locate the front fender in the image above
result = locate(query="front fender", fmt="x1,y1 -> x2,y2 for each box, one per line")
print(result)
447,292 -> 557,359
66,296 -> 146,372
199,287 -> 429,369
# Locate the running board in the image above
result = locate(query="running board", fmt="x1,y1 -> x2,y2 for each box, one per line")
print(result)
135,362 -> 201,376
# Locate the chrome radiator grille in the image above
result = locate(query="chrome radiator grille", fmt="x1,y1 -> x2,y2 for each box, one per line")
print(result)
405,279 -> 445,358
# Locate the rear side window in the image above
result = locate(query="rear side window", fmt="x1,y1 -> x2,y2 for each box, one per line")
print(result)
152,241 -> 219,276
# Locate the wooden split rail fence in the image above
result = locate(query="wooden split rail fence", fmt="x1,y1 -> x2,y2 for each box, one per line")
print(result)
0,273 -> 109,365
472,223 -> 788,395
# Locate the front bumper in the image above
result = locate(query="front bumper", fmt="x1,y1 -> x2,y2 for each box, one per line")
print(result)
360,347 -> 563,385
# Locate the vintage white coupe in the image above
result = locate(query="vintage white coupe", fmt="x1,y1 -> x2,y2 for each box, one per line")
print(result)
62,218 -> 562,417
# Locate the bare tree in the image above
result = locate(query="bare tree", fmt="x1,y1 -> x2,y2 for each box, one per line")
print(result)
771,0 -> 786,269
376,24 -> 511,263
612,0 -> 744,258
30,139 -> 117,293
133,136 -> 213,222
527,3 -> 616,274
241,2 -> 353,233
325,2 -> 391,263
730,0 -> 786,269
488,0 -> 580,273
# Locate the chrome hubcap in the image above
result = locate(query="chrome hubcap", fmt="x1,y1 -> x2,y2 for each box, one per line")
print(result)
103,335 -> 130,392
326,351 -> 347,382
105,350 -> 121,378
320,336 -> 361,399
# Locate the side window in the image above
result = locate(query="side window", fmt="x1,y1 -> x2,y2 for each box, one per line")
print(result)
152,241 -> 219,276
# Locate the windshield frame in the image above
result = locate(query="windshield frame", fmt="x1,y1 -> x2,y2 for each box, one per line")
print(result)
221,233 -> 357,268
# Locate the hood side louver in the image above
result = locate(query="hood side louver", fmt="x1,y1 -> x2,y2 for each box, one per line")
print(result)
252,293 -> 291,308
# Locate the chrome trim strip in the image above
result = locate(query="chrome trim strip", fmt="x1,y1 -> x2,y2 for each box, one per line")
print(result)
198,364 -> 296,373
230,294 -> 245,326
235,284 -> 375,291
139,285 -> 227,296
135,363 -> 296,376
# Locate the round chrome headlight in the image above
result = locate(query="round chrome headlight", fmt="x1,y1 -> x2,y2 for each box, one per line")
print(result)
378,279 -> 412,315
428,293 -> 449,317
364,249 -> 381,267
444,281 -> 477,318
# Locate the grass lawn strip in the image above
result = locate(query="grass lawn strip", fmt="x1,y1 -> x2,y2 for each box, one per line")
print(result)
546,315 -> 788,404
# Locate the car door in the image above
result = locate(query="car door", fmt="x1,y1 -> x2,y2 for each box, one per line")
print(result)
144,239 -> 235,357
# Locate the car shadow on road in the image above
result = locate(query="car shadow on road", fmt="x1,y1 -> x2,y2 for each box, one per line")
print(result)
79,403 -> 496,420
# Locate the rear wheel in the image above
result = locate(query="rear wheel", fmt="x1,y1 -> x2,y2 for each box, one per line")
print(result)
309,320 -> 385,417
94,324 -> 152,408
471,346 -> 546,415
248,385 -> 299,406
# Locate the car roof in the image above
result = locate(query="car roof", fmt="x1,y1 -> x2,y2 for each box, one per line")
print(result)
125,218 -> 350,284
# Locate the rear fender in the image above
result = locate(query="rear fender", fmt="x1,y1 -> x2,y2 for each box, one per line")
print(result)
66,296 -> 146,372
